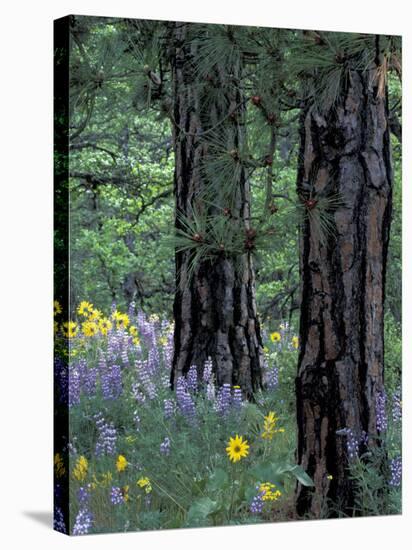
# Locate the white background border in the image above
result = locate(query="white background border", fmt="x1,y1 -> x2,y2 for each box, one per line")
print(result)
0,1 -> 409,548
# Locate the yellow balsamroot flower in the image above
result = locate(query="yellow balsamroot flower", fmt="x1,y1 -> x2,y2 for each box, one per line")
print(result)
82,320 -> 98,337
98,317 -> 112,336
270,331 -> 281,343
54,300 -> 62,316
116,454 -> 128,472
129,325 -> 138,337
89,308 -> 102,321
54,453 -> 66,478
133,337 -> 141,346
262,411 -> 284,440
291,336 -> 299,349
137,477 -> 152,494
62,321 -> 78,339
77,301 -> 94,317
112,310 -> 130,330
259,482 -> 282,501
226,434 -> 250,463
73,456 -> 88,481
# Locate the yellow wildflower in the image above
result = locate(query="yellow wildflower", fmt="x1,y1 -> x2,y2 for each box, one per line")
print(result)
116,455 -> 128,472
82,320 -> 98,337
263,346 -> 269,354
112,310 -> 130,329
89,308 -> 102,321
133,337 -> 141,346
259,482 -> 282,501
226,435 -> 250,463
270,331 -> 281,343
137,477 -> 152,494
73,456 -> 88,481
77,301 -> 94,317
262,411 -> 284,440
98,317 -> 112,336
158,336 -> 168,346
62,321 -> 78,339
129,325 -> 138,337
292,336 -> 299,349
54,453 -> 66,478
54,300 -> 62,316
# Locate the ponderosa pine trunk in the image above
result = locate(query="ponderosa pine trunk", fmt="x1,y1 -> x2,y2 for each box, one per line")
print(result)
169,22 -> 263,395
295,60 -> 392,517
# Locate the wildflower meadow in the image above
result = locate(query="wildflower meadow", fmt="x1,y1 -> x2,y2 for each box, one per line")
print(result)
54,301 -> 401,534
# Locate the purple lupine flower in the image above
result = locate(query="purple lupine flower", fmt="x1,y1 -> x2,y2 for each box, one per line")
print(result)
68,365 -> 81,407
163,398 -> 175,419
206,382 -> 215,401
389,456 -> 402,487
376,390 -> 388,432
160,436 -> 171,455
337,428 -> 368,461
215,383 -> 231,416
265,365 -> 279,390
101,364 -> 122,400
187,365 -> 198,393
132,382 -> 146,403
94,413 -> 117,456
232,386 -> 243,409
83,367 -> 97,397
77,485 -> 91,506
337,428 -> 360,460
250,489 -> 264,514
203,357 -> 213,384
121,346 -> 129,367
137,360 -> 157,399
110,486 -> 124,505
54,506 -> 67,533
72,508 -> 93,535
107,330 -> 121,360
160,371 -> 170,389
128,301 -> 136,320
162,335 -> 174,367
148,347 -> 160,374
176,377 -> 196,422
392,389 -> 402,423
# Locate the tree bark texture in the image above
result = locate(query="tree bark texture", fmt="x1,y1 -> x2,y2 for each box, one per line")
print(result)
295,64 -> 393,517
170,23 -> 263,395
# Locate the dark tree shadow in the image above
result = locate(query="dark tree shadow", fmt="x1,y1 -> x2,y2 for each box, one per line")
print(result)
23,511 -> 52,529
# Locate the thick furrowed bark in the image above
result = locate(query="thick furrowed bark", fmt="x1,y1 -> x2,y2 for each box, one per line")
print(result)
170,22 -> 263,395
295,66 -> 392,517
